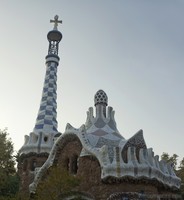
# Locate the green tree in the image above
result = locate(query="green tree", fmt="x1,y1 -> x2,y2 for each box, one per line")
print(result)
161,152 -> 184,199
178,158 -> 184,199
34,166 -> 81,200
0,129 -> 19,198
161,152 -> 178,170
179,158 -> 184,169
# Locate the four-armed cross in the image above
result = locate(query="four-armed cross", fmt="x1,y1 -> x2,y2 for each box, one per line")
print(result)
50,15 -> 62,30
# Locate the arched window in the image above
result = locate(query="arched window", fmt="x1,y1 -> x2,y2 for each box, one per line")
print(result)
63,157 -> 70,172
30,159 -> 37,171
23,159 -> 28,171
70,155 -> 78,175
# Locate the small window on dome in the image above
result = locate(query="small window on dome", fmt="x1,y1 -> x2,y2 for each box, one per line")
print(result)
44,136 -> 48,142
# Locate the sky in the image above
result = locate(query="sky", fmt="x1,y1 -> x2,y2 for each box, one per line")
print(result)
0,1 -> 183,162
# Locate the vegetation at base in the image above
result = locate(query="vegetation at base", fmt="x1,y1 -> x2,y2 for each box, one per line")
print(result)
34,166 -> 81,200
161,152 -> 184,199
161,152 -> 179,170
0,129 -> 19,199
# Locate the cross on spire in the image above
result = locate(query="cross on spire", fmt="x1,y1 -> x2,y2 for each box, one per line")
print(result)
50,15 -> 62,30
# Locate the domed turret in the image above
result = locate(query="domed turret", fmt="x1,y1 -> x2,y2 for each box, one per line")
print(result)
94,89 -> 108,106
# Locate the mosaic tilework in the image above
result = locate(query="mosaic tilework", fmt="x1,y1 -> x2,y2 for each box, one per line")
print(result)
94,90 -> 108,106
85,91 -> 124,163
30,89 -> 181,192
95,137 -> 120,163
34,62 -> 58,133
122,129 -> 147,151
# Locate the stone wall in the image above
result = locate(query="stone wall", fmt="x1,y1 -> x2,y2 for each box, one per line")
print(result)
18,153 -> 48,198
52,137 -> 174,200
77,156 -> 159,199
24,135 -> 181,200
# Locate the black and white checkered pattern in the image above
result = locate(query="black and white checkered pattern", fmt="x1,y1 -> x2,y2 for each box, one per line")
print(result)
34,62 -> 58,133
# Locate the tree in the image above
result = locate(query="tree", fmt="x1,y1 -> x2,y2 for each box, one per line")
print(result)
161,152 -> 184,199
161,152 -> 178,170
34,166 -> 81,200
0,129 -> 19,197
179,158 -> 184,169
178,158 -> 184,199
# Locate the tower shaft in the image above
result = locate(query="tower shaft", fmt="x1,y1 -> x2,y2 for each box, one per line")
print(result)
19,15 -> 62,155
18,15 -> 62,199
34,56 -> 59,134
18,16 -> 62,198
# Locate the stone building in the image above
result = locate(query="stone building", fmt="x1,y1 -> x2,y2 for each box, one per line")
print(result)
18,16 -> 181,200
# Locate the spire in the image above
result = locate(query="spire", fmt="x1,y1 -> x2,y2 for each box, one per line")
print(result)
19,15 -> 63,155
33,15 -> 62,134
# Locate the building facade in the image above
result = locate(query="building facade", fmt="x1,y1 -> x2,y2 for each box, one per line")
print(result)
18,16 -> 181,200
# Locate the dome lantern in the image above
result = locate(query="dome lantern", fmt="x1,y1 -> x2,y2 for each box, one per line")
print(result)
94,90 -> 108,106
47,15 -> 62,56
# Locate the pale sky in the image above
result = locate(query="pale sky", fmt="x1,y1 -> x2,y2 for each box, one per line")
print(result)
0,1 -> 183,162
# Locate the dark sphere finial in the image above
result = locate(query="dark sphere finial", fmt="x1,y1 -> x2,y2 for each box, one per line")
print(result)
47,30 -> 62,42
47,15 -> 62,42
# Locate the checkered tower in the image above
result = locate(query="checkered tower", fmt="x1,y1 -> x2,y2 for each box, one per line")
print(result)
34,17 -> 62,134
18,16 -> 62,196
19,15 -> 62,155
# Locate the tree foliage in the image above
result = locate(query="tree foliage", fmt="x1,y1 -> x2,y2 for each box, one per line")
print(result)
177,157 -> 184,199
161,152 -> 179,170
0,129 -> 19,198
34,166 -> 81,200
179,158 -> 184,170
161,152 -> 184,199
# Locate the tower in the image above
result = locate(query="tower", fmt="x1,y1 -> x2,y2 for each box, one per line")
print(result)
18,15 -> 62,196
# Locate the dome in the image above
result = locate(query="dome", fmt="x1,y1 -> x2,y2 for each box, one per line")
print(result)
47,30 -> 62,42
94,90 -> 108,106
